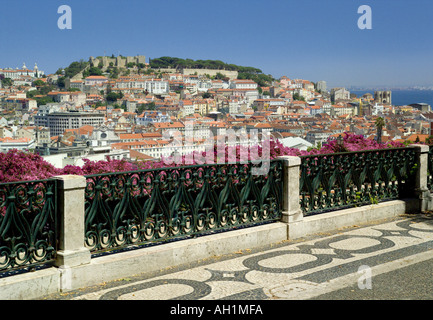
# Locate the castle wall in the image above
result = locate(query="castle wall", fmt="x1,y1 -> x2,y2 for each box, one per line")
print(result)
182,68 -> 238,79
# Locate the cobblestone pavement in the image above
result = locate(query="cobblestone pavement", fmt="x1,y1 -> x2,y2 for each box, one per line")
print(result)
40,213 -> 433,301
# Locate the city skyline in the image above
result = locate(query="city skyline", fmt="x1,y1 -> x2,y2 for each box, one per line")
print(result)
0,0 -> 432,89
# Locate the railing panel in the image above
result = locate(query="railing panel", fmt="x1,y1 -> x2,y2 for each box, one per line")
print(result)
428,145 -> 433,192
299,147 -> 417,216
84,160 -> 283,254
0,179 -> 58,274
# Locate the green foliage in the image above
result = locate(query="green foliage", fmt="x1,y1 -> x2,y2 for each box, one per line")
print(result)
32,79 -> 45,87
27,90 -> 55,106
1,78 -> 13,87
136,102 -> 156,113
150,57 -> 229,70
61,60 -> 89,78
106,91 -> 123,102
108,67 -> 120,79
214,72 -> 227,80
368,193 -> 381,205
149,56 -> 273,84
149,56 -> 275,87
83,66 -> 103,78
293,92 -> 305,101
34,96 -> 55,106
27,80 -> 57,105
426,135 -> 433,145
57,76 -> 66,88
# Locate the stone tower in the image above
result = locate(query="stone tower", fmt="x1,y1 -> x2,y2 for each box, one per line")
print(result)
374,91 -> 392,105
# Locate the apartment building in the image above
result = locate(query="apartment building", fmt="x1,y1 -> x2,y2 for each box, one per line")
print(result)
229,79 -> 258,90
34,111 -> 105,137
0,137 -> 35,152
84,76 -> 109,86
135,111 -> 170,126
0,63 -> 43,80
253,98 -> 286,111
305,130 -> 333,146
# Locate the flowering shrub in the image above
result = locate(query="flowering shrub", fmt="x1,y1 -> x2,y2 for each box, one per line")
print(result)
0,132 -> 409,183
267,132 -> 406,157
0,149 -> 61,183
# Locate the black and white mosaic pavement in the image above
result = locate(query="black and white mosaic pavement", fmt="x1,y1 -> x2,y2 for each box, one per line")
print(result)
42,214 -> 433,300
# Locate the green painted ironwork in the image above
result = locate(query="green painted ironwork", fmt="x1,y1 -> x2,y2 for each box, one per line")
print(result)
84,160 -> 283,254
0,179 -> 58,273
428,145 -> 433,191
299,147 -> 417,216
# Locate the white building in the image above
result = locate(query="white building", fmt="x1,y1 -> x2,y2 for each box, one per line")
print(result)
197,80 -> 212,92
180,100 -> 195,117
372,103 -> 384,116
34,111 -> 105,137
144,79 -> 169,95
316,80 -> 327,93
229,79 -> 258,90
305,130 -> 332,146
47,91 -> 86,107
0,63 -> 44,80
84,76 -> 109,86
42,148 -> 129,169
0,137 -> 35,152
88,125 -> 120,147
280,136 -> 313,151
331,88 -> 350,101
135,111 -> 170,126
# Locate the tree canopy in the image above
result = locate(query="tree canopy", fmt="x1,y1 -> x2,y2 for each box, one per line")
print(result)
56,60 -> 89,78
148,56 -> 274,86
149,56 -> 262,73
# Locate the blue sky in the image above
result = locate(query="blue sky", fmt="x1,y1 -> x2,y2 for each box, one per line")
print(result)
0,0 -> 432,88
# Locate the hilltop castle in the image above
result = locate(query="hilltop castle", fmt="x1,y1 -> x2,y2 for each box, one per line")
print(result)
89,55 -> 147,70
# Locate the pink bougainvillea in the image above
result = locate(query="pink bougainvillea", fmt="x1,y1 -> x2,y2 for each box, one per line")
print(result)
0,149 -> 62,183
0,132 -> 409,183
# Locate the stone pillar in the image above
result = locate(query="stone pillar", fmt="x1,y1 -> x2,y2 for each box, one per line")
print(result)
413,144 -> 432,212
53,175 -> 91,268
278,156 -> 303,238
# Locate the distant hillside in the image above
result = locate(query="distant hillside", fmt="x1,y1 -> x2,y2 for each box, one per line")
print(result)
149,56 -> 274,86
55,60 -> 89,79
54,56 -> 275,87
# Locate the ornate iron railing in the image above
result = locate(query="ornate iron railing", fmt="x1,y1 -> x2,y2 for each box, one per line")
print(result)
428,145 -> 433,192
299,147 -> 417,216
84,160 -> 283,254
0,179 -> 58,273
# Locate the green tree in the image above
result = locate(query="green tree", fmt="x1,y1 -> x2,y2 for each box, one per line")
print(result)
1,78 -> 13,87
137,102 -> 156,113
106,91 -> 123,103
34,96 -> 54,106
293,92 -> 305,101
426,135 -> 433,145
32,79 -> 45,87
57,76 -> 66,88
375,117 -> 385,144
109,67 -> 119,79
83,66 -> 103,77
62,60 -> 88,78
